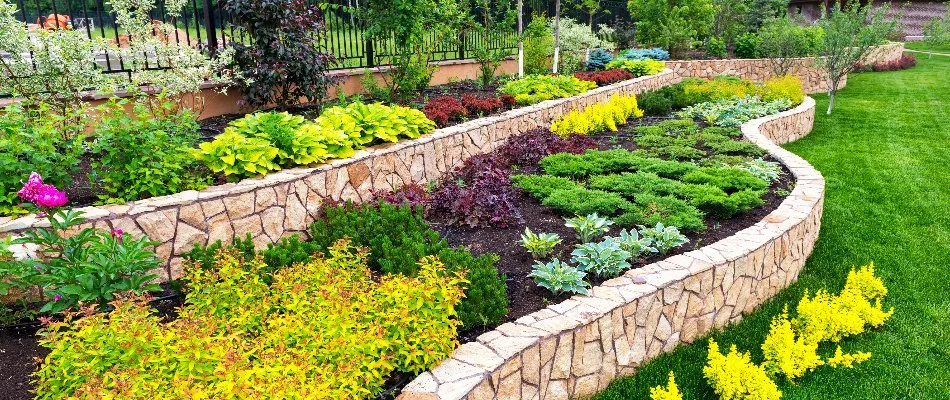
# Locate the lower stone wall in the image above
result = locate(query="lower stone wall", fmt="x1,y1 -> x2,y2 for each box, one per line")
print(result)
0,71 -> 680,282
667,42 -> 905,93
397,97 -> 825,400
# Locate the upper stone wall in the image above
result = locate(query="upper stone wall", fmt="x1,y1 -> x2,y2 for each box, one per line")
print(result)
667,42 -> 905,94
397,96 -> 824,400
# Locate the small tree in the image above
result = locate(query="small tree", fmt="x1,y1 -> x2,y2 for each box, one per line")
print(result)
922,5 -> 950,57
225,0 -> 335,109
467,0 -> 516,88
362,0 -> 466,102
627,0 -> 715,57
817,2 -> 898,114
758,16 -> 824,76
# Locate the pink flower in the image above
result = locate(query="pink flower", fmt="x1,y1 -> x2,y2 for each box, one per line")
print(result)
111,229 -> 124,243
33,186 -> 68,208
17,172 -> 44,202
53,294 -> 62,302
37,211 -> 46,218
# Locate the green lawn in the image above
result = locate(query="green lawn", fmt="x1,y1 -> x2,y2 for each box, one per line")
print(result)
904,41 -> 950,54
595,56 -> 950,399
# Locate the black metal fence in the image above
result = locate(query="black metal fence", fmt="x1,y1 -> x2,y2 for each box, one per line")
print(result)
10,0 -> 631,74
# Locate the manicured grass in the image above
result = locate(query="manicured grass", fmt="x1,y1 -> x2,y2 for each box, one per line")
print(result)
595,56 -> 950,399
904,41 -> 950,54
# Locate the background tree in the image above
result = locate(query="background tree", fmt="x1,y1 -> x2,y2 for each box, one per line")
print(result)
466,0 -> 516,87
922,5 -> 950,56
817,2 -> 898,114
757,16 -> 825,76
362,0 -> 467,101
627,0 -> 715,57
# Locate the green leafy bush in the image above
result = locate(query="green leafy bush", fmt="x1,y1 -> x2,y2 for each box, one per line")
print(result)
543,187 -> 634,217
707,37 -> 727,58
307,202 -> 506,329
225,111 -> 329,167
681,166 -> 769,192
523,15 -> 555,75
34,241 -> 465,399
89,98 -> 208,203
0,104 -> 82,215
739,158 -> 783,183
638,90 -> 674,116
590,172 -> 687,198
499,75 -> 597,105
735,32 -> 762,58
618,194 -> 706,232
529,259 -> 589,296
511,174 -> 582,199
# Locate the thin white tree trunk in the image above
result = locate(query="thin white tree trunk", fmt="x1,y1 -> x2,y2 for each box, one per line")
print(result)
553,0 -> 561,74
518,0 -> 524,77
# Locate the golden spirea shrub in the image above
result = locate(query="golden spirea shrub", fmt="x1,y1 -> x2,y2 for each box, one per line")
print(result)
650,372 -> 684,400
33,240 -> 466,399
704,339 -> 783,400
550,94 -> 645,136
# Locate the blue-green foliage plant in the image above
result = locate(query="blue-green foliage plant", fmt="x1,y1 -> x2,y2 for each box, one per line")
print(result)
618,47 -> 670,61
585,48 -> 615,71
564,213 -> 615,243
518,227 -> 562,260
613,228 -> 659,258
638,222 -> 689,255
571,238 -> 632,279
529,259 -> 590,296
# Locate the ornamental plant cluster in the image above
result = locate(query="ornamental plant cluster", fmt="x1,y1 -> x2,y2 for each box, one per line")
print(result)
421,93 -> 516,127
573,69 -> 635,86
186,201 -> 508,330
0,173 -> 160,314
500,75 -> 599,105
605,59 -> 667,77
515,119 -> 779,233
194,103 -> 435,180
692,264 -> 893,400
526,214 -> 689,296
35,241 -> 467,399
550,94 -> 645,136
638,76 -> 805,119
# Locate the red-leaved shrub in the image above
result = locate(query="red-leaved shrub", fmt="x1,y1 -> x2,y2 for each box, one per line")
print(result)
422,96 -> 468,127
495,128 -> 600,168
428,155 -> 520,228
461,94 -> 503,116
499,94 -> 516,108
574,70 -> 634,86
872,55 -> 917,72
370,181 -> 429,209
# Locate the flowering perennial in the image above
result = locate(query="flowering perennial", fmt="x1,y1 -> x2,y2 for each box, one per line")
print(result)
17,172 -> 68,208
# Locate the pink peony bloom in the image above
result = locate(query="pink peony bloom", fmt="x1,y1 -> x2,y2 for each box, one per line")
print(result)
33,186 -> 68,208
16,172 -> 45,202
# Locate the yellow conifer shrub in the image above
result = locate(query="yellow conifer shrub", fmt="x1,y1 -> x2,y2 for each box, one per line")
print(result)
704,339 -> 783,400
650,372 -> 684,400
796,264 -> 894,343
761,308 -> 824,381
550,94 -> 644,136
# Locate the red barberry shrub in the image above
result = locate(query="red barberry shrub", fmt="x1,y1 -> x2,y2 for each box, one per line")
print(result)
499,94 -> 516,108
421,96 -> 468,127
461,94 -> 503,116
573,69 -> 634,86
872,55 -> 916,71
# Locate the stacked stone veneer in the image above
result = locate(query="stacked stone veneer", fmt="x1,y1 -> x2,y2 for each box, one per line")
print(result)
0,71 -> 679,281
667,42 -> 905,94
397,97 -> 824,400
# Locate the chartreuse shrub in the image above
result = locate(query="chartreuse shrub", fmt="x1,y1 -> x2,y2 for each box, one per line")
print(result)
605,59 -> 666,77
195,103 -> 434,181
34,241 -> 465,399
550,94 -> 644,136
758,76 -> 806,106
650,372 -> 683,400
500,75 -> 597,105
704,339 -> 783,400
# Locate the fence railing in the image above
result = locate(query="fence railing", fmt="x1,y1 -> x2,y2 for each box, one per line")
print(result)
9,0 -> 630,75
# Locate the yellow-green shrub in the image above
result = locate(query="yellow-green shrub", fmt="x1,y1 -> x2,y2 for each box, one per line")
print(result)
651,371 -> 684,400
605,59 -> 666,77
704,339 -> 783,400
550,94 -> 645,136
796,264 -> 893,343
761,308 -> 823,381
758,76 -> 805,105
826,346 -> 872,369
683,76 -> 758,103
34,241 -> 465,399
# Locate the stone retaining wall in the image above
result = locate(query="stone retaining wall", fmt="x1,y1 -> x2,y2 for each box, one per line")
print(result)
0,71 -> 680,282
667,42 -> 905,93
397,97 -> 824,400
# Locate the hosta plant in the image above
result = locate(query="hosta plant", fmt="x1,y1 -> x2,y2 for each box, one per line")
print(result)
638,222 -> 689,255
564,213 -> 614,243
605,59 -> 666,77
499,75 -> 597,105
571,238 -> 632,279
518,228 -> 562,260
192,130 -> 280,180
528,259 -> 589,296
739,158 -> 783,183
613,228 -> 658,259
315,102 -> 436,147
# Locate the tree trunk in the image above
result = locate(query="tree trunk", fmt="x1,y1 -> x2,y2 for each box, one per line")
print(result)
518,0 -> 524,77
553,0 -> 561,74
827,91 -> 836,115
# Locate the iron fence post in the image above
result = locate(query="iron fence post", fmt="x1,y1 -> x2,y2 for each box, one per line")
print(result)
203,0 -> 219,56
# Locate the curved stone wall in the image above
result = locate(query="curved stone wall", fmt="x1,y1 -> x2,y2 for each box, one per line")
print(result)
397,97 -> 824,400
0,71 -> 680,281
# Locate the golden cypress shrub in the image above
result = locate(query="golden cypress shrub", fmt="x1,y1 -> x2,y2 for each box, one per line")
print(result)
650,371 -> 684,400
704,339 -> 783,400
550,94 -> 644,136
